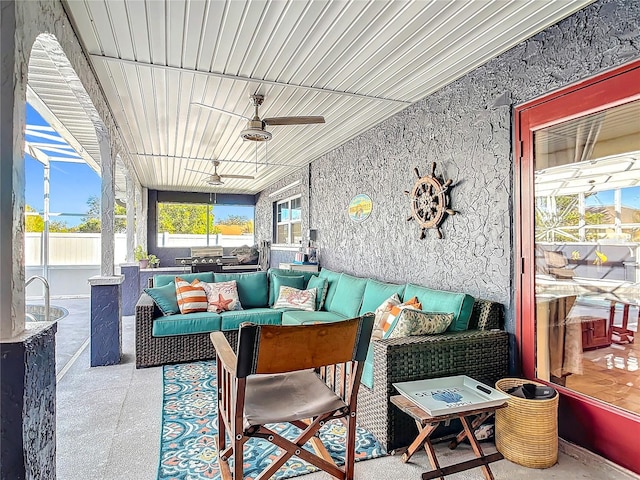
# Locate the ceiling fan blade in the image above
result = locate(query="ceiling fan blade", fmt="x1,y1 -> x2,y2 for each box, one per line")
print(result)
263,116 -> 325,126
220,174 -> 255,179
192,103 -> 249,121
185,167 -> 212,175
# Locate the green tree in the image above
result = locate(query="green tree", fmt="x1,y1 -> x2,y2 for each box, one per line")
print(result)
76,196 -> 127,233
158,203 -> 219,234
25,205 -> 44,232
535,194 -> 607,242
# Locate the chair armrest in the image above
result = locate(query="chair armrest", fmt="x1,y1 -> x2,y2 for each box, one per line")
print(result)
210,332 -> 237,375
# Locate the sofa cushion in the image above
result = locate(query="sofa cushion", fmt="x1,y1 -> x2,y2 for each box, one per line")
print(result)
403,284 -> 475,332
307,275 -> 328,310
330,273 -> 367,317
153,271 -> 214,288
175,277 -> 208,314
144,282 -> 179,316
269,274 -> 305,306
318,268 -> 342,311
214,271 -> 268,308
152,311 -> 221,337
359,279 -> 406,316
281,310 -> 348,326
220,308 -> 283,331
362,346 -> 375,389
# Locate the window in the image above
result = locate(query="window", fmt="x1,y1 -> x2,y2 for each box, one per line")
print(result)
157,202 -> 255,247
275,196 -> 302,245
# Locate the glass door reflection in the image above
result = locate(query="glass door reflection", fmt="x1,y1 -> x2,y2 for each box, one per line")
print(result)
534,99 -> 640,415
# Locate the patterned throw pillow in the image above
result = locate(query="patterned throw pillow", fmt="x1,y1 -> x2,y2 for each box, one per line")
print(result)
381,297 -> 422,339
198,280 -> 243,313
175,277 -> 208,314
273,286 -> 317,311
371,294 -> 401,340
387,310 -> 454,339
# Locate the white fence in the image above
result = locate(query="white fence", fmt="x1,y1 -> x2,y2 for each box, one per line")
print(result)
24,232 -> 255,298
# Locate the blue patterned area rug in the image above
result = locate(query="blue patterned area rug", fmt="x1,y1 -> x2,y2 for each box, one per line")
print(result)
158,360 -> 386,480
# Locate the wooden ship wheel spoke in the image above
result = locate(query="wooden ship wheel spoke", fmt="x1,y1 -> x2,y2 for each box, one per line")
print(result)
404,162 -> 457,239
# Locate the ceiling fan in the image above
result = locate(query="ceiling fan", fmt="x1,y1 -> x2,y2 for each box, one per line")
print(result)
186,161 -> 254,186
194,94 -> 325,142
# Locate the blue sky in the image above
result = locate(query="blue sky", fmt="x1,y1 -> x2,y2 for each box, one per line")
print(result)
25,104 -> 251,226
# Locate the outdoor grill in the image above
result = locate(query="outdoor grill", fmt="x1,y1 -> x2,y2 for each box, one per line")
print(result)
175,246 -> 260,273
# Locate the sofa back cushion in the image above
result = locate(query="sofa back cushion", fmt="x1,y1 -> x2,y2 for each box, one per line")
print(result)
318,268 -> 342,311
403,283 -> 475,332
268,274 -> 306,306
359,279 -> 406,316
329,273 -> 368,318
214,271 -> 268,308
153,271 -> 214,288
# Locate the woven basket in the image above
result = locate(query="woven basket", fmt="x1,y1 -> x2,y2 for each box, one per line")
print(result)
495,378 -> 559,469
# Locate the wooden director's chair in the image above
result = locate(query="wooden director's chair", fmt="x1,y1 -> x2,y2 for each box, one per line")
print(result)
210,314 -> 374,480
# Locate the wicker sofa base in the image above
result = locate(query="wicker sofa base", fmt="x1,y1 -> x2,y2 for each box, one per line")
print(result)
357,328 -> 510,452
135,293 -> 238,368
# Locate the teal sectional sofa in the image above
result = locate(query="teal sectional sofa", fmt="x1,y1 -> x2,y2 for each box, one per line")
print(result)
134,267 -> 509,451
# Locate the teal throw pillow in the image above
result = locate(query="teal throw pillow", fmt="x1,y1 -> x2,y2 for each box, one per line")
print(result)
307,275 -> 329,311
387,309 -> 454,339
144,282 -> 179,316
269,274 -> 305,306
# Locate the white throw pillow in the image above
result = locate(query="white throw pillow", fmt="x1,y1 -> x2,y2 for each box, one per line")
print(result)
198,280 -> 243,313
273,286 -> 317,311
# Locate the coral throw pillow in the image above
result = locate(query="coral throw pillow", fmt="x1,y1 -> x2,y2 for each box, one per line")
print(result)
273,286 -> 317,311
199,280 -> 243,313
175,277 -> 208,314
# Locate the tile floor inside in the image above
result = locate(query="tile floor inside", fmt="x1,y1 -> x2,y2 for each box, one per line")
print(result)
50,297 -> 640,480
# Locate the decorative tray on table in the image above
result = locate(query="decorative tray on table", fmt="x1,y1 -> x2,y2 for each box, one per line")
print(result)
393,375 -> 509,416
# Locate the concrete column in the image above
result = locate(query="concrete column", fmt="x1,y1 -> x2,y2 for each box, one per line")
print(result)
1,0 -> 26,339
125,173 -> 135,262
135,184 -> 148,250
88,275 -> 123,366
96,127 -> 115,276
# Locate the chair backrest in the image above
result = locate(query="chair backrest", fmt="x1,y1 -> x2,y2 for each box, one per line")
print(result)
235,314 -> 374,378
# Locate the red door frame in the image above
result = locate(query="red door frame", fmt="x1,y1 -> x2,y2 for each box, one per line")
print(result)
515,59 -> 640,473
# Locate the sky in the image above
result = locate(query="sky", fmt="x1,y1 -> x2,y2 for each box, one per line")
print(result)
25,104 -> 251,226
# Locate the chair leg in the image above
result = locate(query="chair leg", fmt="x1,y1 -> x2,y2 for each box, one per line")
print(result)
344,412 -> 357,480
234,438 -> 244,480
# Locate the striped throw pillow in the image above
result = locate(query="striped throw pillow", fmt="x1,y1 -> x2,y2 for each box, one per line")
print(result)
175,276 -> 208,314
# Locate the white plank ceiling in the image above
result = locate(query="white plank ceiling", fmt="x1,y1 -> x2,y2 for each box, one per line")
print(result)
56,0 -> 594,195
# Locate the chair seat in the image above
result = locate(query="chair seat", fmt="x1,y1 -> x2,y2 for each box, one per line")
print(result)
244,370 -> 347,430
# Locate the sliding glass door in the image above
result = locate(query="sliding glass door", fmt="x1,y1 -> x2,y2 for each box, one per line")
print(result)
516,60 -> 640,473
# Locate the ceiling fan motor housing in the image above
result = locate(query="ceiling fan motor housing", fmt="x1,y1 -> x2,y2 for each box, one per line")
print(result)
241,119 -> 272,141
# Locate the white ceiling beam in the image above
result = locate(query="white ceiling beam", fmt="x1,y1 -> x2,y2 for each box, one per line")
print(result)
90,54 -> 412,105
26,86 -> 101,173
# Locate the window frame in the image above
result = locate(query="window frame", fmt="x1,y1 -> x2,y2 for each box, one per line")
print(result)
274,195 -> 302,246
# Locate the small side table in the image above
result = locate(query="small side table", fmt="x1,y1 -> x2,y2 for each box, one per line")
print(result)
391,395 -> 506,480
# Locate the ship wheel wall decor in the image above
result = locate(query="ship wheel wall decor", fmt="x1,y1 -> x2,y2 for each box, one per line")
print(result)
404,162 -> 457,239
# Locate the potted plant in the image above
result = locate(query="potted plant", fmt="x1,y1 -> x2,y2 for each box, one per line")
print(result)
148,254 -> 160,268
134,245 -> 149,269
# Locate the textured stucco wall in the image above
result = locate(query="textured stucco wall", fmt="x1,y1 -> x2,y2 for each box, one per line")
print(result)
255,168 -> 309,268
0,323 -> 57,480
254,0 -> 640,350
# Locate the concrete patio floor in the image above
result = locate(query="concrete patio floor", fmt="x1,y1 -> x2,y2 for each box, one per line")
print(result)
51,297 -> 639,480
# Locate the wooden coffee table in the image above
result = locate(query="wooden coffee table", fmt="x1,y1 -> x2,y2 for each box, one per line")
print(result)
391,395 -> 506,480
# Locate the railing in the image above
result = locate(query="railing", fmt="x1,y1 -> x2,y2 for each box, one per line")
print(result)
25,275 -> 50,323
